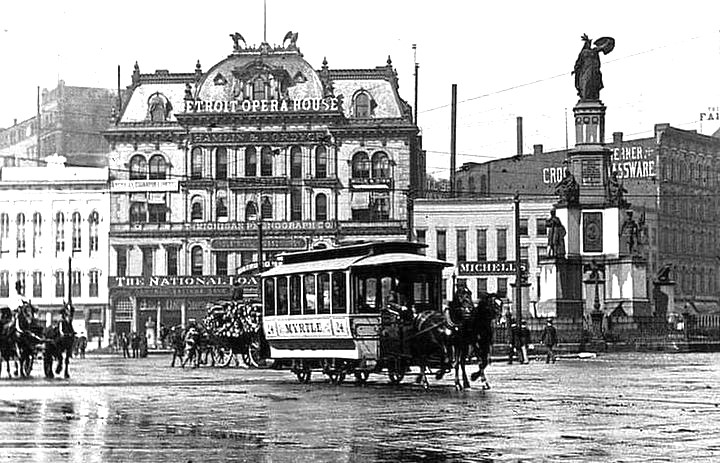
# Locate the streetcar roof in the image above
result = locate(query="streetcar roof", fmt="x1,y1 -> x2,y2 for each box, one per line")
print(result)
261,252 -> 450,277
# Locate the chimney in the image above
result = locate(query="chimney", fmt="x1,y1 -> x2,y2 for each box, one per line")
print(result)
516,117 -> 523,156
612,132 -> 623,143
13,118 -> 17,126
533,144 -> 543,155
654,123 -> 670,143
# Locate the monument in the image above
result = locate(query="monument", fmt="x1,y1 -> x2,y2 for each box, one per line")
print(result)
537,35 -> 651,320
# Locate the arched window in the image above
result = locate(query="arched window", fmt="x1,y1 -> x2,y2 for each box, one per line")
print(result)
290,188 -> 302,221
32,212 -> 42,255
354,92 -> 371,118
261,147 -> 273,177
245,147 -> 257,177
88,211 -> 99,253
372,152 -> 390,178
55,212 -> 65,253
352,152 -> 370,178
191,197 -> 204,221
290,146 -> 303,179
149,155 -> 167,180
72,212 -> 82,251
129,202 -> 146,223
261,197 -> 273,220
245,201 -> 258,221
191,147 -> 203,179
216,191 -> 228,219
216,147 -> 227,180
315,146 -> 327,179
129,155 -> 147,180
315,193 -> 327,221
191,246 -> 203,276
16,213 -> 25,253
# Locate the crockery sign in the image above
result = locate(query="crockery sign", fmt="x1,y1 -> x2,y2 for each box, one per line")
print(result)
458,261 -> 528,276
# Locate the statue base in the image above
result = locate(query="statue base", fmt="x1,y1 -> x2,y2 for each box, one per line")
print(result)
537,256 -> 584,319
604,255 -> 651,316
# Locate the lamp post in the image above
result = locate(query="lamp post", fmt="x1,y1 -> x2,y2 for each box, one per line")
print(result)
588,260 -> 604,338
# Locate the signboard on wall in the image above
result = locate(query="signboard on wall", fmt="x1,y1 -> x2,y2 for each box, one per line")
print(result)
458,261 -> 528,276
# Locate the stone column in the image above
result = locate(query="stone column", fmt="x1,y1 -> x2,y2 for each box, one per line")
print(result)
130,296 -> 139,333
155,302 -> 162,348
180,300 -> 187,328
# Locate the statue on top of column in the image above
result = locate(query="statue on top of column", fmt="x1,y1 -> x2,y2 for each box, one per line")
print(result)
572,34 -> 615,101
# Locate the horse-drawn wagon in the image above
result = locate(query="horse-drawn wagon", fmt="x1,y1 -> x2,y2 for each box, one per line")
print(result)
201,300 -> 268,368
260,240 -> 502,389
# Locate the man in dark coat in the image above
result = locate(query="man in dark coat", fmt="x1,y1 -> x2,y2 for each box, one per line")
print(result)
519,321 -> 531,364
541,319 -> 558,364
508,321 -> 521,364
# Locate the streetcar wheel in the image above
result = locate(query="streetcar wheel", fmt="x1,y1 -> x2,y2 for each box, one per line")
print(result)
216,347 -> 233,367
296,369 -> 311,384
354,371 -> 369,385
388,371 -> 404,384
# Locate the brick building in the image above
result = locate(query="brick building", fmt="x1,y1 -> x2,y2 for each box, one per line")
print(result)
104,32 -> 423,336
455,124 -> 720,314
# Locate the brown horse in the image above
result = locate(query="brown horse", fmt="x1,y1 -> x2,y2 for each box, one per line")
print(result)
43,307 -> 76,379
447,289 -> 503,390
406,309 -> 455,390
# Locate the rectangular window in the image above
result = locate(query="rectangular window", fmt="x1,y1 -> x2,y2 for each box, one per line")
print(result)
476,229 -> 487,261
240,251 -> 254,268
456,229 -> 467,262
291,188 -> 302,221
331,272 -> 345,314
55,270 -> 65,298
536,217 -> 547,236
33,271 -> 42,298
277,277 -> 288,316
519,218 -> 529,237
537,246 -> 547,262
148,204 -> 167,223
71,271 -> 81,298
441,278 -> 447,302
497,229 -> 507,262
520,246 -> 529,260
264,279 -> 276,316
116,247 -> 127,277
437,230 -> 447,261
167,246 -> 178,276
142,247 -> 153,277
497,277 -> 508,298
289,275 -> 301,315
476,278 -> 487,294
0,271 -> 8,297
16,215 -> 26,253
89,270 -> 99,298
416,229 -> 426,255
303,274 -> 316,315
215,252 -> 228,276
16,271 -> 25,296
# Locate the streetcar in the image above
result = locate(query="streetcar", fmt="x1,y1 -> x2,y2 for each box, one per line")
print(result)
260,240 -> 451,384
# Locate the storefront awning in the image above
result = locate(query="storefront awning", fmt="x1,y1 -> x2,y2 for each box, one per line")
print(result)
351,192 -> 370,208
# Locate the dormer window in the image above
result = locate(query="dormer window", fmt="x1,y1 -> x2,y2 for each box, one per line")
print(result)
354,92 -> 372,118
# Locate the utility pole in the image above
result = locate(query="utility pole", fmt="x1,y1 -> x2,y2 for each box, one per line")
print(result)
450,84 -> 457,198
514,193 -> 522,324
413,44 -> 419,125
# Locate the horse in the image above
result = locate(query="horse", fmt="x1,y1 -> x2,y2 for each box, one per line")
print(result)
10,302 -> 46,378
167,325 -> 185,367
181,325 -> 201,368
0,307 -> 19,378
447,289 -> 503,390
406,309 -> 455,390
42,309 -> 76,379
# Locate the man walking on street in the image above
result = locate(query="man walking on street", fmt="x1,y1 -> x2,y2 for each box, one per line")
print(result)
120,332 -> 130,358
519,321 -> 531,364
541,319 -> 558,364
508,321 -> 521,364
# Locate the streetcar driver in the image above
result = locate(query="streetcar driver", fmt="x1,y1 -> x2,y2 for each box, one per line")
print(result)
385,285 -> 413,321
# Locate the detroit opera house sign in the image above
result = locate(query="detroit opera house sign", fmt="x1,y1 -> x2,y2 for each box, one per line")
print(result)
184,96 -> 340,113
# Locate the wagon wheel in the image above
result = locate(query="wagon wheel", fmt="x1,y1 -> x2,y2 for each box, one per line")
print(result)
354,370 -> 369,385
328,370 -> 346,385
244,338 -> 264,368
296,368 -> 312,384
215,346 -> 233,367
388,359 -> 405,385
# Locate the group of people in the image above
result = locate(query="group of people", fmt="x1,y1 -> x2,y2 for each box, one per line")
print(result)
118,331 -> 147,358
507,318 -> 558,364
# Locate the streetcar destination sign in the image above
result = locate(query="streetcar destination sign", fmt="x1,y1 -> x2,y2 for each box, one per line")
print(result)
458,261 -> 528,276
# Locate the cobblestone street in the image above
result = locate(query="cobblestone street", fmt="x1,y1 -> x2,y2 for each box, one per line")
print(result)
0,352 -> 718,462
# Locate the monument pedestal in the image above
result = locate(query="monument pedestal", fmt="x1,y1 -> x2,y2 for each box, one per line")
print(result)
605,255 -> 650,316
537,257 -> 584,318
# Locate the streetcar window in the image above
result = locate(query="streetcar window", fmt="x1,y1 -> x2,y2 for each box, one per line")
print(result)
289,275 -> 302,315
331,272 -> 345,314
355,276 -> 377,313
303,274 -> 316,315
380,277 -> 393,307
264,278 -> 275,316
277,277 -> 288,315
318,273 -> 331,314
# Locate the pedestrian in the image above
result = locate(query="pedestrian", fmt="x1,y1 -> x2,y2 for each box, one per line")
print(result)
120,332 -> 130,358
519,321 -> 531,364
540,319 -> 558,364
131,332 -> 140,358
508,320 -> 521,364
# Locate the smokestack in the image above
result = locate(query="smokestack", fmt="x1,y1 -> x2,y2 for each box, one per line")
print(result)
450,84 -> 457,197
516,116 -> 523,156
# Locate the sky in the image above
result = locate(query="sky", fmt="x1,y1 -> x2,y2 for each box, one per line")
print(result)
2,1 -> 720,179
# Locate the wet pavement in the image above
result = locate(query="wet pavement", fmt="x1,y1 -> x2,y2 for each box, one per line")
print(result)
0,352 -> 719,462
